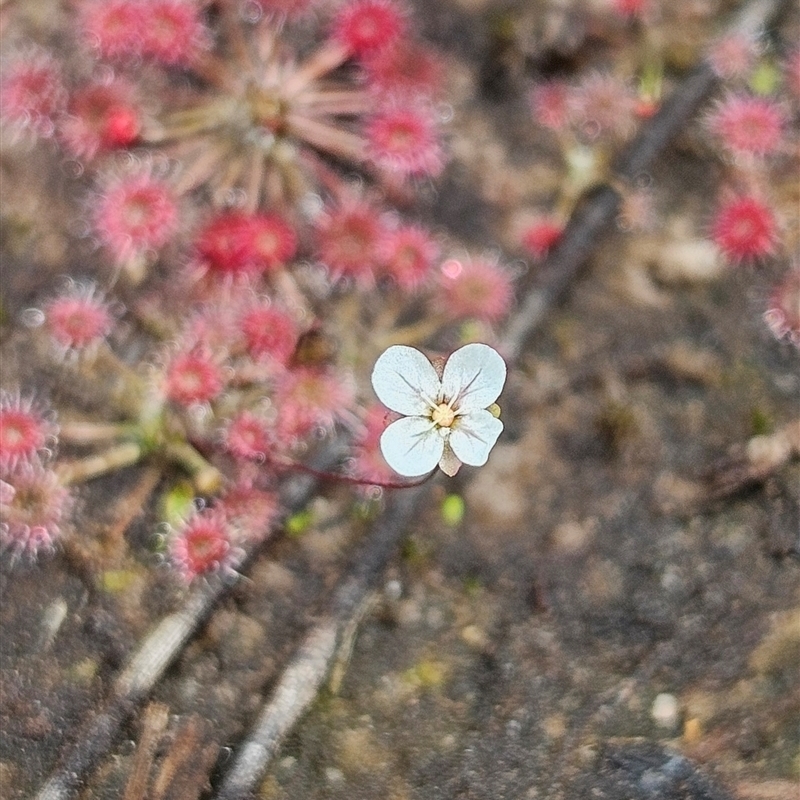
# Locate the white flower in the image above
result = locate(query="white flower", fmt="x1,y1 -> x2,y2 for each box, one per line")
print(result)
371,343 -> 507,477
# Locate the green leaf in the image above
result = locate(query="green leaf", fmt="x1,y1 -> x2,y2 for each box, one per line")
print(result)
441,494 -> 465,526
286,508 -> 314,538
160,481 -> 195,526
100,569 -> 138,593
749,61 -> 780,95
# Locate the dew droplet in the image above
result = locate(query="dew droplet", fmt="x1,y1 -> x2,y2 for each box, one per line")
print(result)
583,119 -> 601,140
437,103 -> 454,123
241,0 -> 263,24
61,159 -> 84,179
441,259 -> 462,279
20,307 -> 45,327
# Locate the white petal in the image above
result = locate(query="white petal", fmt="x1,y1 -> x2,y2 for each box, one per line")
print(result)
449,409 -> 503,467
371,345 -> 441,416
380,416 -> 444,477
441,343 -> 507,411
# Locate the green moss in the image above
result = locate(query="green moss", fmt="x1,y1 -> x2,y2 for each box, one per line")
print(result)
749,60 -> 780,96
594,402 -> 638,453
462,576 -> 484,598
69,658 -> 98,684
749,406 -> 773,436
402,658 -> 447,691
286,508 -> 314,538
160,481 -> 195,527
440,494 -> 465,527
100,569 -> 139,594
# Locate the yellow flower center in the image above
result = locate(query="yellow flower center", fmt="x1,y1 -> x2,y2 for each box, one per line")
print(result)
431,403 -> 455,427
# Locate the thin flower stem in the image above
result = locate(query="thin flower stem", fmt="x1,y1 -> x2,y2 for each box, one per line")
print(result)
283,42 -> 349,97
285,113 -> 368,162
212,153 -> 247,206
57,442 -> 145,486
58,421 -> 133,444
242,148 -> 266,212
268,453 -> 435,489
376,314 -> 447,348
218,0 -> 253,74
162,441 -> 223,496
297,90 -> 373,116
144,100 -> 238,142
189,52 -> 238,92
171,142 -> 231,197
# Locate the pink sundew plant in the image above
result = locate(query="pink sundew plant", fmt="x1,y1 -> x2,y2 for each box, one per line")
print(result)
0,459 -> 72,561
224,411 -> 274,463
248,214 -> 299,272
0,51 -> 66,138
362,41 -> 444,100
529,80 -> 571,133
706,93 -> 786,158
163,347 -> 226,407
77,0 -> 145,61
315,200 -> 386,283
710,195 -> 779,263
77,0 -> 208,67
0,395 -> 58,469
217,482 -> 279,541
92,171 -> 179,265
567,72 -> 638,143
137,0 -> 209,67
169,508 -> 234,582
194,213 -> 261,279
764,268 -> 800,347
45,283 -> 114,352
0,0 -> 516,576
365,105 -> 444,177
240,303 -> 299,366
194,212 -> 297,280
331,0 -> 407,59
378,224 -> 439,291
437,258 -> 514,323
59,79 -> 141,160
82,0 -> 444,216
273,367 -> 354,442
707,34 -> 760,80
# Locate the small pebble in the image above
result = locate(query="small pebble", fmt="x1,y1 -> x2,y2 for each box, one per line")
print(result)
325,767 -> 344,786
652,693 -> 680,730
683,717 -> 702,743
384,579 -> 402,601
278,756 -> 296,773
653,239 -> 723,284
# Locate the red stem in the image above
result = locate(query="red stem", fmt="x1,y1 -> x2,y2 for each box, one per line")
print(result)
268,454 -> 435,489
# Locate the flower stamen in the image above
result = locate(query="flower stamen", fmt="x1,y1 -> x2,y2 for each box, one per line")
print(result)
431,403 -> 455,427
